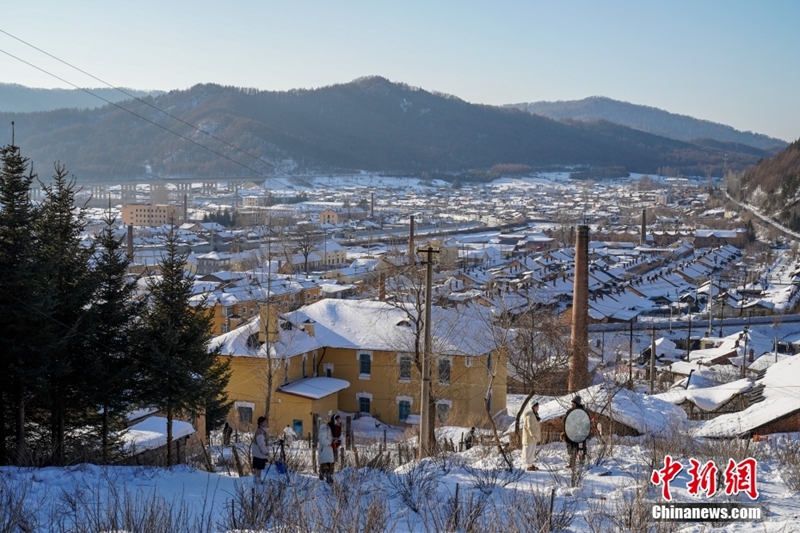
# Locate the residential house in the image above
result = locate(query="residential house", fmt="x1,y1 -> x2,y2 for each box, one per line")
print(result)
213,299 -> 509,436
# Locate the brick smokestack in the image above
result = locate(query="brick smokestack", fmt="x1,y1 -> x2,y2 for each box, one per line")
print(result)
641,207 -> 647,246
408,215 -> 415,264
183,194 -> 188,223
568,225 -> 590,393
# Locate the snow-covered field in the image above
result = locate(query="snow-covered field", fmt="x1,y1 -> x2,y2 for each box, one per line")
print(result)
3,419 -> 799,532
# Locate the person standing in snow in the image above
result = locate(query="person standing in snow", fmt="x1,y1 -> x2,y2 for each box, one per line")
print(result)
329,414 -> 343,461
251,416 -> 270,484
564,396 -> 587,468
464,427 -> 477,450
318,415 -> 341,483
522,402 -> 541,471
283,424 -> 297,446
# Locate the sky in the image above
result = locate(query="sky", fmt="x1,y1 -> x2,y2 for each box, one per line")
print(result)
1,1 -> 799,142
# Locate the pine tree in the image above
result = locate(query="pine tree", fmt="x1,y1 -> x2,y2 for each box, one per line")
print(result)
84,215 -> 144,463
138,225 -> 230,465
0,143 -> 40,464
34,163 -> 98,462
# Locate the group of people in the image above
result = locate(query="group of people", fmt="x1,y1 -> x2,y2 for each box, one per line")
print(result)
250,414 -> 342,485
522,395 -> 588,471
250,396 -> 588,484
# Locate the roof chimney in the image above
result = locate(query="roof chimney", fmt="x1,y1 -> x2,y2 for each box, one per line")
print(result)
259,304 -> 280,344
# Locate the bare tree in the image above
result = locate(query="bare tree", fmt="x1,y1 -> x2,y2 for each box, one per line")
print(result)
506,295 -> 571,442
291,224 -> 323,275
372,262 -> 467,454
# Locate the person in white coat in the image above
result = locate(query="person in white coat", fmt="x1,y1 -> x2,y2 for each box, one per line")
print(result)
283,424 -> 297,446
317,415 -> 339,483
251,416 -> 270,483
522,402 -> 542,471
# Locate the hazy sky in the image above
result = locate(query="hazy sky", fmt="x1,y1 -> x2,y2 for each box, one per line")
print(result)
2,1 -> 799,141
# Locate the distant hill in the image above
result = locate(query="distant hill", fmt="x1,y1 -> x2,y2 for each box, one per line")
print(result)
0,78 -> 764,181
0,83 -> 163,113
737,139 -> 800,230
509,97 -> 787,153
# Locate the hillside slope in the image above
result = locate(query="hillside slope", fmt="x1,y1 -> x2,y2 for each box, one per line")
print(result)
0,83 -> 162,113
738,139 -> 800,230
510,96 -> 786,153
0,78 -> 761,181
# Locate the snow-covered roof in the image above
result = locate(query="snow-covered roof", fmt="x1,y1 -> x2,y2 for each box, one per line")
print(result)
120,416 -> 195,453
530,384 -> 686,436
209,315 -> 322,359
289,299 -> 499,356
278,377 -> 350,400
696,355 -> 800,437
654,378 -> 752,412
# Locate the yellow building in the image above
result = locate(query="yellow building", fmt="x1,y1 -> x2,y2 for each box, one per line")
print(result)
212,299 -> 507,439
122,203 -> 181,226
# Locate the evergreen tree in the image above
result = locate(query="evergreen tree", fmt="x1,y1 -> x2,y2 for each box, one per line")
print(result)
138,225 -> 230,465
34,164 -> 98,463
84,216 -> 144,463
0,143 -> 41,464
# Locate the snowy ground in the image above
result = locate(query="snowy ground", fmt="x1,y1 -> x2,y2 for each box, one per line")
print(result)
3,414 -> 799,532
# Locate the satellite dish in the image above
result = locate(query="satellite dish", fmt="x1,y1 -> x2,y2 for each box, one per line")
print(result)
564,408 -> 591,443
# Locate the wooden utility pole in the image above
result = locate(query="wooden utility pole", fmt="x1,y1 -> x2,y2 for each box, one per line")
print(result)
650,326 -> 657,394
418,246 -> 439,460
628,320 -> 634,389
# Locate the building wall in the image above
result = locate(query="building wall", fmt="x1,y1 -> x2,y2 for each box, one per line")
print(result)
222,342 -> 508,437
197,257 -> 231,276
271,392 -> 338,441
122,203 -> 181,226
754,409 -> 800,436
318,346 -> 506,427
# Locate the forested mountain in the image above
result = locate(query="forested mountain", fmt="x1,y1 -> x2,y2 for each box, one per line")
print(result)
510,96 -> 787,153
735,139 -> 800,230
0,83 -> 162,113
0,77 -> 764,181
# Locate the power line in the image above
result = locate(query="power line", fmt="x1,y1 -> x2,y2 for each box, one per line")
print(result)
0,29 -> 318,189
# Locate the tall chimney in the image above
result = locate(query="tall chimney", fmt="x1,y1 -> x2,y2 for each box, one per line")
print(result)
568,225 -> 590,393
126,224 -> 134,259
183,194 -> 188,223
641,207 -> 647,245
408,215 -> 415,264
371,192 -> 375,219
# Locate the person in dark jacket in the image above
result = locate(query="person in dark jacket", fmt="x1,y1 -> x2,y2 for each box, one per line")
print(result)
251,417 -> 270,484
329,414 -> 343,461
564,396 -> 587,468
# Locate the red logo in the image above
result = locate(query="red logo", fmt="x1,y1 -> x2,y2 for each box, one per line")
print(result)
686,459 -> 717,497
651,457 -> 759,501
651,455 -> 683,501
